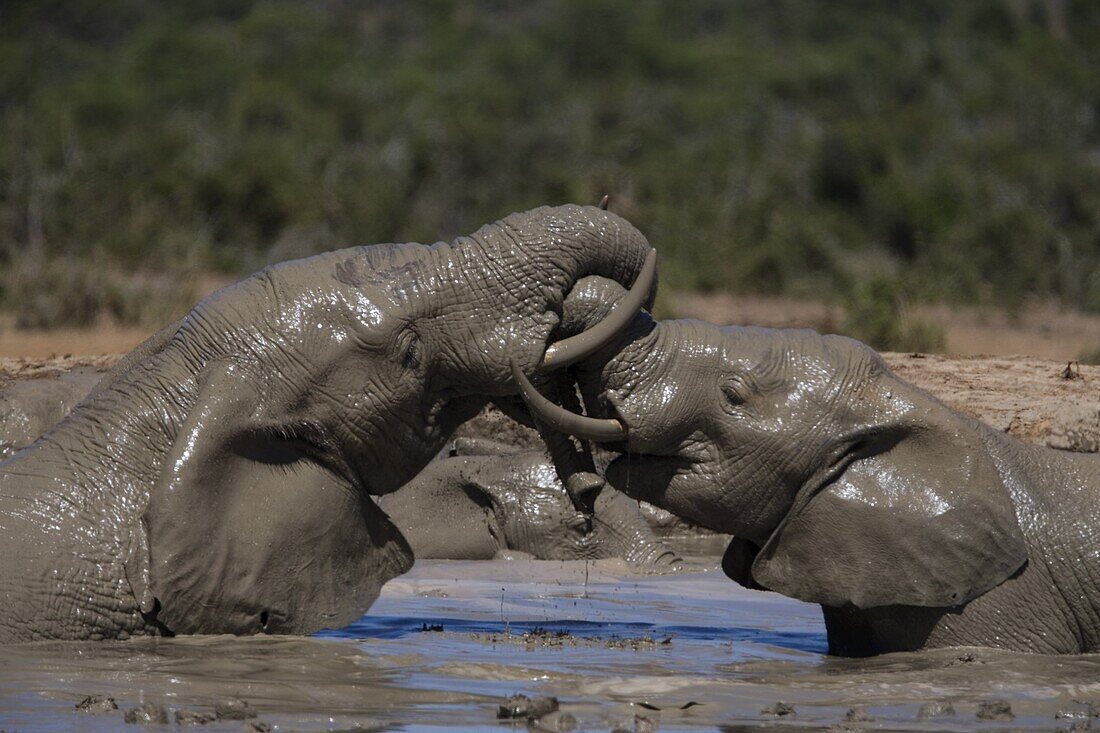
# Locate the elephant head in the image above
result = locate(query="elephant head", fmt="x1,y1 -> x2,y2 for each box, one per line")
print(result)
0,205 -> 658,640
513,281 -> 1028,611
133,205 -> 656,634
378,438 -> 681,565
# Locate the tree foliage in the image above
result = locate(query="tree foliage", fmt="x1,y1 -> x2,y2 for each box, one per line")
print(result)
2,0 -> 1099,325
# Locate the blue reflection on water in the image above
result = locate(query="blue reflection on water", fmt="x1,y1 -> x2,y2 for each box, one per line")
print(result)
318,615 -> 828,654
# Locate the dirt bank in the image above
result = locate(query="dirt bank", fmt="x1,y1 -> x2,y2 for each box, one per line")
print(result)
670,292 -> 1100,360
881,352 -> 1100,452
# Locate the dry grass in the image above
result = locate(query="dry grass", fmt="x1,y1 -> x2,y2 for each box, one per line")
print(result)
667,292 -> 1100,361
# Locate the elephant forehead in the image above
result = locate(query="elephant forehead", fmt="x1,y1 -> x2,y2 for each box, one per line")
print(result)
273,288 -> 356,340
491,460 -> 568,508
511,458 -> 563,492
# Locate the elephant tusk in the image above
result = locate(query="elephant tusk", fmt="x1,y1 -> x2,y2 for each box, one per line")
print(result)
509,358 -> 627,442
597,194 -> 610,210
540,249 -> 656,371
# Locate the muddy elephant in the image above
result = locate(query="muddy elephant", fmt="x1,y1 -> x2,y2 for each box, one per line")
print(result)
0,384 -> 680,568
0,205 -> 655,641
515,280 -> 1100,656
379,438 -> 681,565
0,367 -> 104,460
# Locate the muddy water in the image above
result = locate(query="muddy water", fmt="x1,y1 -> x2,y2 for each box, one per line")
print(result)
1,559 -> 1098,731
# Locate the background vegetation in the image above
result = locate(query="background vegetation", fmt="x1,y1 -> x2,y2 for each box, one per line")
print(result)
2,0 -> 1099,350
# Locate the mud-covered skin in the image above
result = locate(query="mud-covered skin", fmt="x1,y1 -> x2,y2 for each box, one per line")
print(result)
556,281 -> 1100,655
379,439 -> 680,565
0,381 -> 677,571
0,368 -> 104,460
0,205 -> 654,641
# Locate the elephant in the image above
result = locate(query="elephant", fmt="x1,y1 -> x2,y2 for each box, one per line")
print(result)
378,438 -> 681,565
0,367 -> 104,460
0,380 -> 680,567
0,204 -> 655,641
513,278 -> 1100,656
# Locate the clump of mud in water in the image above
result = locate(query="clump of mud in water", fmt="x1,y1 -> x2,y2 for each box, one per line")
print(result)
497,693 -> 560,719
976,699 -> 1014,721
214,697 -> 257,720
74,695 -> 117,714
123,702 -> 168,724
175,709 -> 216,725
472,626 -> 673,650
529,709 -> 577,732
917,701 -> 955,720
1057,700 -> 1100,720
761,701 -> 796,718
610,713 -> 658,733
497,693 -> 577,730
827,706 -> 876,730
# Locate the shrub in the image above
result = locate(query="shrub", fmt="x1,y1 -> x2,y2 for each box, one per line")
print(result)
842,277 -> 947,353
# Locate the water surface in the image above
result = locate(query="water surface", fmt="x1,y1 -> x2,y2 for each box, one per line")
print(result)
1,558 -> 1097,731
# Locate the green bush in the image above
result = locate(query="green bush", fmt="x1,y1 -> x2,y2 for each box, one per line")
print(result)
1,0 -> 1099,327
1078,346 -> 1100,366
842,277 -> 947,353
1,253 -> 197,329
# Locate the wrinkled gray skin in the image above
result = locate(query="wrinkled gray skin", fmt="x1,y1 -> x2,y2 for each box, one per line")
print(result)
553,281 -> 1100,656
0,205 -> 653,641
0,384 -> 680,568
0,369 -> 104,460
379,438 -> 680,565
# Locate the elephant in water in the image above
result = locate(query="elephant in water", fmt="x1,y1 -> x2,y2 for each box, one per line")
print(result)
0,205 -> 655,641
0,385 -> 681,568
379,438 -> 681,565
514,279 -> 1100,656
0,367 -> 104,460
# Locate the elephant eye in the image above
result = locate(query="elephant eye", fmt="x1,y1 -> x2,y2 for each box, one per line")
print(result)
720,375 -> 751,410
397,326 -> 421,369
565,513 -> 592,535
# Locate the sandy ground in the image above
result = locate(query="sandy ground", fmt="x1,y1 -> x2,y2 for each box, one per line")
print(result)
881,352 -> 1100,451
668,292 -> 1100,361
0,325 -> 151,360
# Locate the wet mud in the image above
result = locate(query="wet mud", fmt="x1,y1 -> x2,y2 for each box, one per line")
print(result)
3,558 -> 1098,731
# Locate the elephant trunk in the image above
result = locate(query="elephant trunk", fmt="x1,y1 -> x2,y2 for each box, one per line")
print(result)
622,540 -> 682,567
539,250 -> 656,370
593,488 -> 683,567
510,275 -> 662,444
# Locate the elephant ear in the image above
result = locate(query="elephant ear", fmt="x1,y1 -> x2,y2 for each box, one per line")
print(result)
128,361 -> 413,635
750,422 -> 1027,609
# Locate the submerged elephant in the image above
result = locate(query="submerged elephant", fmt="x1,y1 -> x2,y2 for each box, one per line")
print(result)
515,280 -> 1100,656
379,438 -> 681,565
0,205 -> 655,641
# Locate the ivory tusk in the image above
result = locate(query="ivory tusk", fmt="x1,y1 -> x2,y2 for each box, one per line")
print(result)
541,249 -> 656,371
510,358 -> 627,442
